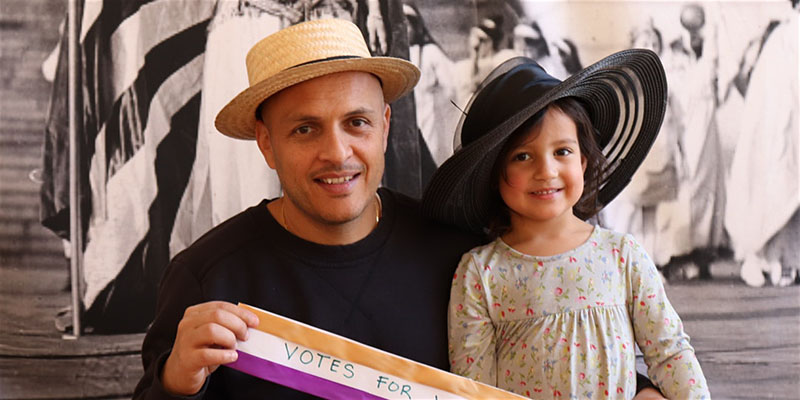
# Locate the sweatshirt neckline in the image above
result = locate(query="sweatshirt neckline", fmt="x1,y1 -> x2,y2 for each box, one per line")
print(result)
252,189 -> 395,266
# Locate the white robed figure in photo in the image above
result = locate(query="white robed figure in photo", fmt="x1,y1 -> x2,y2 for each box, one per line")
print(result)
601,19 -> 692,269
662,2 -> 726,279
403,2 -> 458,166
195,1 -> 285,228
725,4 -> 799,287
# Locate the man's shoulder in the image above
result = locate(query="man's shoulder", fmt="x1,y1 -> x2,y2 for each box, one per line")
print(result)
384,188 -> 422,215
171,200 -> 269,272
382,188 -> 485,247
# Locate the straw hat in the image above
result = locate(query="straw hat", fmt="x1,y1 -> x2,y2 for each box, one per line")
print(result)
422,50 -> 668,234
215,19 -> 420,140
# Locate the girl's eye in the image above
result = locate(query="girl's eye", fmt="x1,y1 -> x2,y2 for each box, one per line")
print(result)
513,153 -> 531,161
555,148 -> 573,156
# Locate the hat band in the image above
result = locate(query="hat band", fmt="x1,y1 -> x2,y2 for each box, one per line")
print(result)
288,55 -> 362,70
288,54 -> 385,90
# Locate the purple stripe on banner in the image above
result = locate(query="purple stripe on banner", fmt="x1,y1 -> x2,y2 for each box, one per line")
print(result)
227,350 -> 386,400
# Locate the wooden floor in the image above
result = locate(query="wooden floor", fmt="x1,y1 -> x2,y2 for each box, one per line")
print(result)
1,259 -> 798,399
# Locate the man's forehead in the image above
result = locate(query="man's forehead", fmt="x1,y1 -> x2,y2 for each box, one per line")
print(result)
275,71 -> 382,99
258,71 -> 386,121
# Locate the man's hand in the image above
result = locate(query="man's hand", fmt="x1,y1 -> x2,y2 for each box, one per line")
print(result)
366,0 -> 387,54
633,387 -> 668,400
161,301 -> 259,395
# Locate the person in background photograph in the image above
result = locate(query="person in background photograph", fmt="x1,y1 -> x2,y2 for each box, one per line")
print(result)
424,53 -> 708,399
724,0 -> 799,287
403,1 -> 458,167
194,1 -> 284,232
658,2 -> 726,281
511,20 -> 568,79
554,37 -> 583,76
601,19 -> 691,275
454,16 -> 517,108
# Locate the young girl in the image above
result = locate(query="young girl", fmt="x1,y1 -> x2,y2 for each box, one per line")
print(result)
422,53 -> 710,399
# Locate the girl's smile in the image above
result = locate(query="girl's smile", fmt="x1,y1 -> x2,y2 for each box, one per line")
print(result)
528,187 -> 562,198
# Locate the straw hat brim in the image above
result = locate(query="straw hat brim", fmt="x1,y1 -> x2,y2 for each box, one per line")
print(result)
215,56 -> 419,140
421,49 -> 668,234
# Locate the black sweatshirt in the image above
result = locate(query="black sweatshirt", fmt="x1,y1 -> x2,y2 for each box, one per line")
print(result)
133,189 -> 484,399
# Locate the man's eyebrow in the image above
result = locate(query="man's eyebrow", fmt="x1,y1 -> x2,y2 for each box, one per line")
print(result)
283,107 -> 377,123
344,107 -> 377,117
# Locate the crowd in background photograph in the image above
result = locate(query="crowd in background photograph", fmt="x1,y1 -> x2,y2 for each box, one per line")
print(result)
37,0 -> 798,334
400,0 -> 799,290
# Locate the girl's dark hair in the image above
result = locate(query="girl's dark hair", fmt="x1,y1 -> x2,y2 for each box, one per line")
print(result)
486,97 -> 606,237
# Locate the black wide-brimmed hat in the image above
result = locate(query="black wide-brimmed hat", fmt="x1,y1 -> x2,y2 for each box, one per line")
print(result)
421,49 -> 667,234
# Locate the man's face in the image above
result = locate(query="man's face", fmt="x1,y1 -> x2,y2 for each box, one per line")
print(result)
255,71 -> 390,230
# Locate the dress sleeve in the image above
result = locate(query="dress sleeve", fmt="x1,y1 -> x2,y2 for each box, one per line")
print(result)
448,251 -> 497,386
132,257 -> 208,400
625,235 -> 711,399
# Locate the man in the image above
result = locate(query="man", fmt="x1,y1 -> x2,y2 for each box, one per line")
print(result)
133,18 -> 664,399
199,0 -> 425,230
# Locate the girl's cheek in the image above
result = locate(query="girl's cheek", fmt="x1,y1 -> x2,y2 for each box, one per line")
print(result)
504,172 -> 528,188
506,179 -> 524,189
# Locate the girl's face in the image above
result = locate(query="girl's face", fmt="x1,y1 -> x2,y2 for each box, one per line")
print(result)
499,107 -> 587,226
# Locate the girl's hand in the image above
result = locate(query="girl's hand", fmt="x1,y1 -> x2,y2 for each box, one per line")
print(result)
633,387 -> 667,400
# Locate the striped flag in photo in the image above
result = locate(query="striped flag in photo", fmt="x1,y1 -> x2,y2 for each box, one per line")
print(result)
41,0 -> 216,332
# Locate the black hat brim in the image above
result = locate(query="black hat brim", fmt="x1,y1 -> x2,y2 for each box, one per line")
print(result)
422,49 -> 668,234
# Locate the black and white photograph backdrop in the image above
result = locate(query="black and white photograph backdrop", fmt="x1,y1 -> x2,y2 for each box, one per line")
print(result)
1,0 -> 798,398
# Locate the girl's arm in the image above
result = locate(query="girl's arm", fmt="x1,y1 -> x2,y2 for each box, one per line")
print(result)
625,235 -> 711,399
447,252 -> 497,386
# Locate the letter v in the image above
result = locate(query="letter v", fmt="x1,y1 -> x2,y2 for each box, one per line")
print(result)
285,343 -> 299,360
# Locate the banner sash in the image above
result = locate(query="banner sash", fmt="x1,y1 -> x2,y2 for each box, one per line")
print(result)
227,303 -> 525,399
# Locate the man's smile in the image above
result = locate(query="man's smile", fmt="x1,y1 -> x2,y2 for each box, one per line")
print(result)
318,175 -> 357,185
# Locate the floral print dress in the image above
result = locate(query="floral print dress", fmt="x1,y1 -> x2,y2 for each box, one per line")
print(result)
448,227 -> 710,399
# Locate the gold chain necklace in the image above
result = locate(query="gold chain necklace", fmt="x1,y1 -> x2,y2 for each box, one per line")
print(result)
281,192 -> 382,232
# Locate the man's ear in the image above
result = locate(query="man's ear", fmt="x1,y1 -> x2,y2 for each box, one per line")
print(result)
255,119 -> 277,170
382,103 -> 391,153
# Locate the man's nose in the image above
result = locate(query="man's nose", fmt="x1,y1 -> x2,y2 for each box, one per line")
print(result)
318,126 -> 352,163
